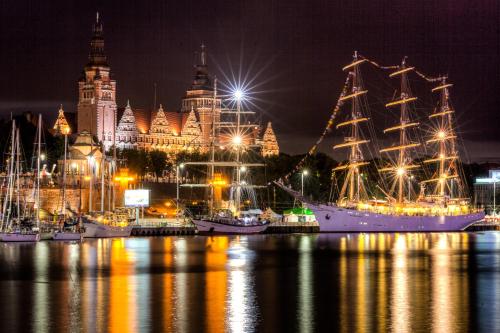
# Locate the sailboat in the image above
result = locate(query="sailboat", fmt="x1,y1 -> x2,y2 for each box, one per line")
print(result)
278,52 -> 484,232
52,106 -> 83,241
0,119 -> 41,242
188,79 -> 269,234
82,120 -> 133,238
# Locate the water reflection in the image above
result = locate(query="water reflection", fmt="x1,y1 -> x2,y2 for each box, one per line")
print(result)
227,236 -> 258,333
0,232 -> 498,332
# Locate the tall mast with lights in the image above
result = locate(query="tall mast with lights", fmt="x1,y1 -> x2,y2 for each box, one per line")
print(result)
333,51 -> 370,203
422,78 -> 459,200
380,58 -> 420,203
208,77 -> 218,215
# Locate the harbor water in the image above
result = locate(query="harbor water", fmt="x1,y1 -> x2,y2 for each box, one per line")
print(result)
0,232 -> 499,332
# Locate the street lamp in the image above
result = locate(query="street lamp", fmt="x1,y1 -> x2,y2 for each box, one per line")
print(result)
301,170 -> 309,196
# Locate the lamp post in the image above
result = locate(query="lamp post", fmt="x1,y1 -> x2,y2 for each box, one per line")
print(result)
88,155 -> 94,213
176,163 -> 184,219
301,170 -> 308,196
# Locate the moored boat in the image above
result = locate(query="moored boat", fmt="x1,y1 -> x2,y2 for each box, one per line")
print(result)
192,210 -> 269,234
276,53 -> 485,232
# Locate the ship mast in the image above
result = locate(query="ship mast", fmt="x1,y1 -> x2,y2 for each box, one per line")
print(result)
380,57 -> 420,203
208,77 -> 217,216
333,51 -> 370,203
422,78 -> 459,200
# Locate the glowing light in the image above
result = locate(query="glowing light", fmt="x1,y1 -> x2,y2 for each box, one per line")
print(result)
232,135 -> 242,145
240,166 -> 247,172
233,89 -> 244,101
40,153 -> 46,161
303,170 -> 309,176
397,168 -> 405,176
179,163 -> 185,169
437,130 -> 446,139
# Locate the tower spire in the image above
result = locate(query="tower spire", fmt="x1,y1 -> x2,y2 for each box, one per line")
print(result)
190,43 -> 211,90
87,12 -> 107,68
201,43 -> 206,66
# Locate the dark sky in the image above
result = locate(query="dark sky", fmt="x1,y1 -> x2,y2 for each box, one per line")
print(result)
1,0 -> 499,161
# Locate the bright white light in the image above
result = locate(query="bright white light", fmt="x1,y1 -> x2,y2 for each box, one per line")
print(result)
303,170 -> 309,176
179,163 -> 185,169
437,130 -> 446,139
233,135 -> 242,145
234,89 -> 244,101
40,153 -> 46,161
397,167 -> 405,176
240,166 -> 247,172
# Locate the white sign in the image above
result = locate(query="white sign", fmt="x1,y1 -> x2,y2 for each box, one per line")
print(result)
124,189 -> 150,207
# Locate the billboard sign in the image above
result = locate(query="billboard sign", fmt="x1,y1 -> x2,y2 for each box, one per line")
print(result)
124,189 -> 150,207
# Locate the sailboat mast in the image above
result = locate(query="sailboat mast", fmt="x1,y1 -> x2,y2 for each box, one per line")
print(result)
101,108 -> 105,212
209,78 -> 217,215
333,51 -> 370,204
62,133 -> 68,216
397,61 -> 408,203
424,78 -> 459,200
36,115 -> 42,225
380,58 -> 420,203
235,97 -> 242,213
15,128 -> 20,219
349,52 -> 362,201
1,121 -> 16,230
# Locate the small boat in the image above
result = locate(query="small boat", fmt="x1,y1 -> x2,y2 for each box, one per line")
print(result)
82,214 -> 133,238
52,230 -> 83,241
192,210 -> 269,234
0,230 -> 40,242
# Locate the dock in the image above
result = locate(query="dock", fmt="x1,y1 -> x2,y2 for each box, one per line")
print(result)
466,221 -> 500,231
130,219 -> 497,236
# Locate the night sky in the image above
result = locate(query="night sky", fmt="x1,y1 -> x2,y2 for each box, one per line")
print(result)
1,0 -> 499,160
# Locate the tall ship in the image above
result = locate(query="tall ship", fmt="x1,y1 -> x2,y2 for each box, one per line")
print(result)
278,52 -> 484,232
185,79 -> 269,234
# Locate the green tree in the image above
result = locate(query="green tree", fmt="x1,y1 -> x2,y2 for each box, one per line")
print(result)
148,150 -> 169,180
119,148 -> 149,179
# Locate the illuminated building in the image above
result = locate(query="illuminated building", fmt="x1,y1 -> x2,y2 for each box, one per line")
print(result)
261,122 -> 279,156
52,105 -> 71,135
474,169 -> 500,213
77,13 -> 117,151
74,15 -> 279,157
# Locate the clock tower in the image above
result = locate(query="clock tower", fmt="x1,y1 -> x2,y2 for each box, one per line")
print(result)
77,13 -> 117,150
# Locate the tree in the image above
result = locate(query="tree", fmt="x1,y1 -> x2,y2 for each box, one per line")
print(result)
148,150 -> 169,180
119,148 -> 149,180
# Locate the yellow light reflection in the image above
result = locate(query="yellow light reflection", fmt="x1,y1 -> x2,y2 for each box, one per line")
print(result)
391,234 -> 410,333
109,239 -> 136,333
205,237 -> 228,333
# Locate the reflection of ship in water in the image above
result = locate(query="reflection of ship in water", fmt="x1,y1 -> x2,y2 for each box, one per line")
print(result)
279,53 -> 484,232
0,234 -> 498,332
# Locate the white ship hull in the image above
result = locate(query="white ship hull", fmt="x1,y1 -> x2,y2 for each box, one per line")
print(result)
192,219 -> 269,234
52,231 -> 83,241
307,203 -> 485,232
0,232 -> 40,242
83,222 -> 133,238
